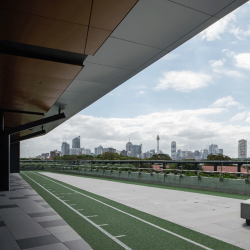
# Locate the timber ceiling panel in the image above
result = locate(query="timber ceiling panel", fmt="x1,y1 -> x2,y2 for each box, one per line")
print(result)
85,0 -> 138,55
0,0 -> 92,25
0,53 -> 82,129
84,27 -> 112,55
90,0 -> 138,30
0,0 -> 138,55
0,9 -> 88,54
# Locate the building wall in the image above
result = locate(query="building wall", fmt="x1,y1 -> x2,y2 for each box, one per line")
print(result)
238,139 -> 247,159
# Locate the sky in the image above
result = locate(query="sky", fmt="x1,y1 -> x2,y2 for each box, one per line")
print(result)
21,2 -> 250,158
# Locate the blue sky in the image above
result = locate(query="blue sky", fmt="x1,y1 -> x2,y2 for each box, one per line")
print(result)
21,2 -> 250,158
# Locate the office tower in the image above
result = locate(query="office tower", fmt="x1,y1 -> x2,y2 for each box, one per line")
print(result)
171,141 -> 176,160
61,142 -> 70,156
94,145 -> 103,156
72,136 -> 80,148
238,139 -> 247,159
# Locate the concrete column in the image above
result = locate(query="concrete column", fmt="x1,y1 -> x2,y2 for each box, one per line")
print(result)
10,142 -> 20,173
214,163 -> 218,171
237,163 -> 242,173
0,110 -> 10,191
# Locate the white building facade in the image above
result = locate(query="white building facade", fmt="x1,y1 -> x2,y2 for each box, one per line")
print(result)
238,139 -> 247,159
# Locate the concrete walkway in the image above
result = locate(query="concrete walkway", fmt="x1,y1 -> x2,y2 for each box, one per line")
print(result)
0,173 -> 92,250
42,172 -> 250,250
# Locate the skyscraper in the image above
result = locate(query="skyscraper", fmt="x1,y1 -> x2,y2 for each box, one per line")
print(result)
208,144 -> 218,155
171,141 -> 176,160
61,142 -> 70,156
238,139 -> 247,159
72,136 -> 80,148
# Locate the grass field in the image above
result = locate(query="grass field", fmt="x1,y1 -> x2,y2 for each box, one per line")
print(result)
20,171 -> 242,250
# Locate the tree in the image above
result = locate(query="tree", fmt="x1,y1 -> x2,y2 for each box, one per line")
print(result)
150,154 -> 172,160
207,154 -> 231,161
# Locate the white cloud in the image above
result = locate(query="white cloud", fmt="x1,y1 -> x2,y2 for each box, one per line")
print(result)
138,91 -> 145,94
155,71 -> 212,92
222,49 -> 235,57
209,59 -> 225,67
162,53 -> 180,60
21,107 -> 250,158
234,53 -> 250,69
209,57 -> 243,77
200,13 -> 236,41
230,112 -> 246,122
210,96 -> 244,109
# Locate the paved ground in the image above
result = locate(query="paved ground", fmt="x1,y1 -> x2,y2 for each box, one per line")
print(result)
41,172 -> 250,249
0,173 -> 92,250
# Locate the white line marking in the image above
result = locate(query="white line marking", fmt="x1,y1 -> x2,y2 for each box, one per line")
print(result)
99,224 -> 108,227
86,215 -> 98,218
22,172 -> 132,250
32,172 -> 212,250
116,235 -> 126,238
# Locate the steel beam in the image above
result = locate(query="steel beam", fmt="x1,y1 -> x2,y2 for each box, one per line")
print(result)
3,109 -> 44,116
11,130 -> 46,144
0,39 -> 87,66
5,113 -> 65,135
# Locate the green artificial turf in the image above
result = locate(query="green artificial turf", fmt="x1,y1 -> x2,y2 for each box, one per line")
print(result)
40,169 -> 250,200
20,171 -> 243,250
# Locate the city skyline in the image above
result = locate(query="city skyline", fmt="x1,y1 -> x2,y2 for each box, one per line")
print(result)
21,2 -> 250,158
33,133 -> 241,160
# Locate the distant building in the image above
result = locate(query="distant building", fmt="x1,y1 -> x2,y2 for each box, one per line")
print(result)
238,139 -> 247,159
209,144 -> 218,155
176,150 -> 182,160
70,148 -> 81,155
182,150 -> 187,158
81,148 -> 91,155
103,147 -> 116,153
72,136 -> 80,148
171,141 -> 176,160
126,141 -> 133,151
41,153 -> 49,159
61,142 -> 70,156
50,150 -> 61,159
94,145 -> 103,156
187,151 -> 195,159
150,149 -> 155,155
120,150 -> 128,156
218,149 -> 223,155
125,140 -> 142,158
203,149 -> 209,159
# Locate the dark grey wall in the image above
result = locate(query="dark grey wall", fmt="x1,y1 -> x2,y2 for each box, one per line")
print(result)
10,142 -> 20,173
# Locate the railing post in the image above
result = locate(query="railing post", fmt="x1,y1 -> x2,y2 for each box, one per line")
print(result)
237,163 -> 242,177
163,162 -> 166,170
214,163 -> 218,172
